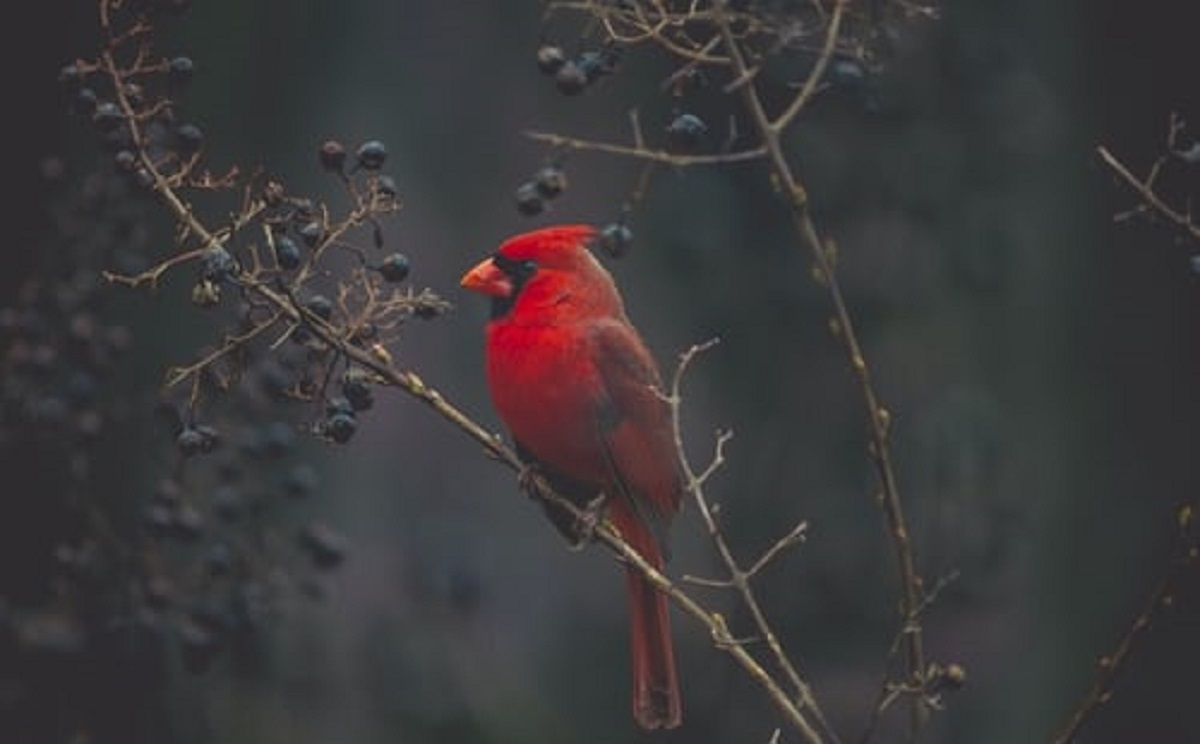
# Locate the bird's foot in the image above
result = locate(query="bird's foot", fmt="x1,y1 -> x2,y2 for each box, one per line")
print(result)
568,493 -> 608,549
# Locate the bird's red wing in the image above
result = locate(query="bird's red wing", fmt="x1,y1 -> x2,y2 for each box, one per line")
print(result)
588,319 -> 684,528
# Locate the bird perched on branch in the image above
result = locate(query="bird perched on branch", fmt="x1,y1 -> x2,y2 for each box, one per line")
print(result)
461,224 -> 683,730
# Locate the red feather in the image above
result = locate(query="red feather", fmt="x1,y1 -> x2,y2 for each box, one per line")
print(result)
462,224 -> 683,729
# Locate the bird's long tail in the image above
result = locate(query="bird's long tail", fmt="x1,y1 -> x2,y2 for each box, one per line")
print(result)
623,530 -> 681,729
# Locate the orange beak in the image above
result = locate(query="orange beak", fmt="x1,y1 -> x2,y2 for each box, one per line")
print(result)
460,257 -> 513,298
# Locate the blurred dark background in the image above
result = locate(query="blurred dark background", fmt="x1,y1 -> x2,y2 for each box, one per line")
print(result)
5,1 -> 1199,743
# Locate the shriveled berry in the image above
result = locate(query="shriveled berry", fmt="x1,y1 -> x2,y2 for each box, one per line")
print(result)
598,222 -> 634,258
355,140 -> 388,170
536,44 -> 567,75
554,61 -> 588,95
515,182 -> 545,216
377,252 -> 410,282
323,411 -> 357,443
273,235 -> 301,269
318,139 -> 347,173
304,294 -> 333,321
167,56 -> 195,87
666,113 -> 707,150
175,123 -> 204,154
533,166 -> 567,199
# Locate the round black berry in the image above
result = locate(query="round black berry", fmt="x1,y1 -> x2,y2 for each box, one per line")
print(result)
304,294 -> 334,321
273,235 -> 301,270
167,56 -> 195,87
377,252 -> 410,282
323,411 -> 357,444
341,368 -> 374,411
175,123 -> 205,155
598,222 -> 634,258
515,182 -> 546,216
666,113 -> 707,151
355,140 -> 388,171
201,247 -> 237,282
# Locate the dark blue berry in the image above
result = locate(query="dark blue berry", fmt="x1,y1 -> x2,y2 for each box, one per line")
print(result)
167,56 -> 195,87
274,235 -> 301,269
666,113 -> 707,150
515,182 -> 545,216
377,252 -> 410,282
355,140 -> 388,170
324,411 -> 357,443
297,221 -> 323,247
175,123 -> 204,154
598,222 -> 634,258
304,294 -> 333,321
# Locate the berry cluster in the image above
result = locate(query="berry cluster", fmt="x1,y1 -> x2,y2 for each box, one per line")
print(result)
514,163 -> 569,217
536,42 -> 622,96
5,1 -> 457,710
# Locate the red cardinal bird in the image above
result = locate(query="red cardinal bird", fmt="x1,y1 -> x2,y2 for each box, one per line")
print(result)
461,224 -> 683,730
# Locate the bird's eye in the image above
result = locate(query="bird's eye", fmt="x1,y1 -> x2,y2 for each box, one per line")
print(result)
492,253 -> 538,280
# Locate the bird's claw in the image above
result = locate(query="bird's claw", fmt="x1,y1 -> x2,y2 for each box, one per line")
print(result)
568,494 -> 608,549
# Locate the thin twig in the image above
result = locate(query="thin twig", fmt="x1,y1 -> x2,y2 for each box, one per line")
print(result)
1050,502 -> 1199,744
666,339 -> 839,744
712,5 -> 929,736
1097,145 -> 1200,243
